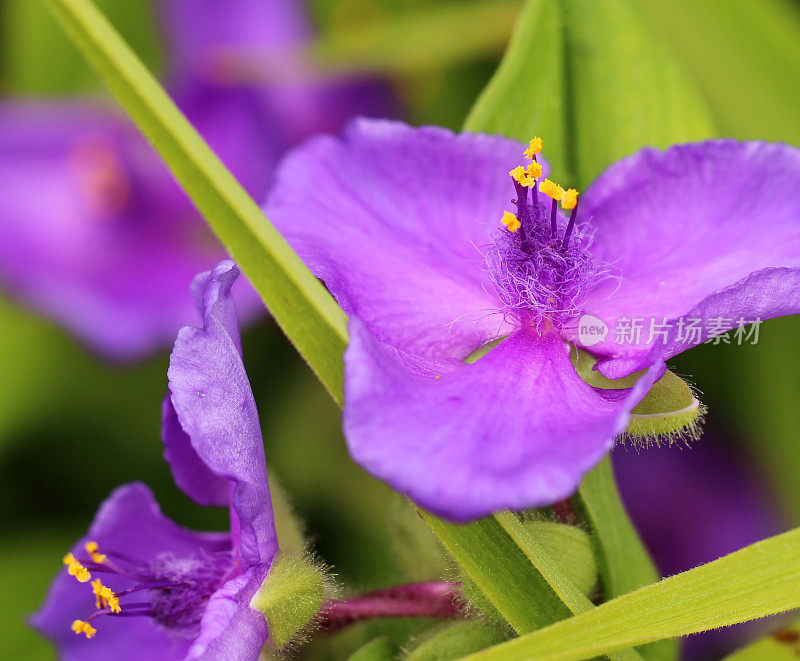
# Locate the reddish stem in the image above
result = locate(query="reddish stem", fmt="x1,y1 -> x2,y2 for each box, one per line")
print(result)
318,581 -> 463,632
552,498 -> 576,524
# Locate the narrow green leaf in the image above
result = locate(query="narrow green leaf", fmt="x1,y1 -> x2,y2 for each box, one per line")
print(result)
723,620 -> 800,660
464,0 -> 568,180
459,527 -> 800,661
425,512 -> 643,661
42,0 -> 348,403
423,512 -> 572,634
576,459 -> 676,661
406,621 -> 510,661
575,459 -> 658,597
347,637 -> 395,661
309,0 -> 522,76
561,0 -> 715,187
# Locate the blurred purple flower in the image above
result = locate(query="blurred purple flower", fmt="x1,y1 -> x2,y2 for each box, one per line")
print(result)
0,0 -> 391,359
614,434 -> 785,660
32,261 -> 278,659
265,118 -> 800,520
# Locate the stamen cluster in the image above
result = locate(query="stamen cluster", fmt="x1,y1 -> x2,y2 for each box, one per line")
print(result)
60,540 -> 234,640
486,138 -> 603,329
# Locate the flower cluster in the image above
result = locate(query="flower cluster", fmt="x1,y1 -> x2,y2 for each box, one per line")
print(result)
32,262 -> 279,659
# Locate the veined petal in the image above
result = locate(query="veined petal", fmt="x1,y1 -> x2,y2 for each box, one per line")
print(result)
266,119 -> 542,359
166,261 -> 277,568
343,318 -> 662,521
30,483 -> 229,660
568,140 -> 800,377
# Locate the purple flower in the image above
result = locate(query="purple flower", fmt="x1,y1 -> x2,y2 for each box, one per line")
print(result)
614,433 -> 785,660
31,261 -> 278,659
265,119 -> 800,521
0,0 -> 391,359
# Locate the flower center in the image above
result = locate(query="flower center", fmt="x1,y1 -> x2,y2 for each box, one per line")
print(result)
63,541 -> 236,640
68,135 -> 132,219
486,137 -> 603,329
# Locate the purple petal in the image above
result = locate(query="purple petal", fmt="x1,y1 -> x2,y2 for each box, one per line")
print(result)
343,317 -> 662,521
30,483 -> 229,660
564,140 -> 800,377
166,261 -> 277,568
160,0 -> 309,82
176,84 -> 288,200
266,119 -> 542,359
614,433 -> 785,660
187,567 -> 270,660
0,101 -> 259,359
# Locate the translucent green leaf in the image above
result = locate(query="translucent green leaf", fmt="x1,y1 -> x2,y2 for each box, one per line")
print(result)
723,620 -> 800,660
458,526 -> 800,661
560,0 -> 715,187
42,0 -> 348,403
309,0 -> 521,76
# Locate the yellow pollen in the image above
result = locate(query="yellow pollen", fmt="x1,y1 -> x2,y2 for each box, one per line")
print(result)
525,162 -> 543,179
63,552 -> 91,583
501,211 -> 521,233
539,178 -> 565,201
523,137 -> 543,159
71,620 -> 97,639
561,188 -> 579,210
84,541 -> 107,564
509,165 -> 527,183
90,579 -> 120,613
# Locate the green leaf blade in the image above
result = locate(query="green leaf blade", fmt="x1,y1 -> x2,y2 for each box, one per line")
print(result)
459,527 -> 800,661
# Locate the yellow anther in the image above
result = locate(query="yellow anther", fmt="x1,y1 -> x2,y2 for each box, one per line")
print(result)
561,188 -> 579,210
84,541 -> 107,564
71,619 -> 97,639
63,552 -> 91,583
523,137 -> 543,159
91,579 -> 121,614
525,162 -> 543,179
501,211 -> 521,233
509,165 -> 526,183
68,563 -> 91,583
539,178 -> 565,201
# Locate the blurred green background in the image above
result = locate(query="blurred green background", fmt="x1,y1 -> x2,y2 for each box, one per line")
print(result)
2,1 -> 800,659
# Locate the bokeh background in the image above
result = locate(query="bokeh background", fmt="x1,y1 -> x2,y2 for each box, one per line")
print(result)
2,1 -> 800,659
